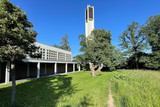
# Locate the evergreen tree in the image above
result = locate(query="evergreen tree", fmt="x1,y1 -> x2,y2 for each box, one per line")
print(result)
0,0 -> 37,106
53,34 -> 71,51
59,34 -> 71,51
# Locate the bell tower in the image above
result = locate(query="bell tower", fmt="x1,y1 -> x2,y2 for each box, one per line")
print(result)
85,5 -> 94,37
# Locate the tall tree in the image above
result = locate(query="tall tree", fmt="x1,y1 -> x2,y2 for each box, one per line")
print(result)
76,29 -> 118,76
53,34 -> 71,51
53,44 -> 60,48
0,0 -> 37,106
119,22 -> 147,69
142,15 -> 160,69
59,34 -> 71,51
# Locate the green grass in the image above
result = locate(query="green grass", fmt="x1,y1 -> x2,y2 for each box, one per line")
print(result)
0,71 -> 117,107
1,70 -> 160,107
111,70 -> 160,107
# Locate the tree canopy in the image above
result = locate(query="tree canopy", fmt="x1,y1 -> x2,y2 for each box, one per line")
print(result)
75,29 -> 119,71
53,34 -> 71,51
119,22 -> 147,69
141,15 -> 160,69
0,0 -> 38,106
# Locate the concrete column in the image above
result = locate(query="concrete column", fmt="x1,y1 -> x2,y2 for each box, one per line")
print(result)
54,63 -> 57,75
57,52 -> 58,60
5,61 -> 10,84
65,63 -> 68,73
65,54 -> 66,61
45,49 -> 47,59
37,62 -> 40,78
78,64 -> 81,71
44,63 -> 47,75
73,63 -> 75,72
27,63 -> 30,77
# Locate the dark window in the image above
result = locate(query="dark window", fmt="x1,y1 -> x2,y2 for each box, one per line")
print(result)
89,7 -> 93,19
86,9 -> 87,21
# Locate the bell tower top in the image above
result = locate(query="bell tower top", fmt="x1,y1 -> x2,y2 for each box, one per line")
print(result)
85,5 -> 94,37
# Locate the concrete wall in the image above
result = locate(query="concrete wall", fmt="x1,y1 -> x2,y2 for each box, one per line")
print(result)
85,5 -> 94,37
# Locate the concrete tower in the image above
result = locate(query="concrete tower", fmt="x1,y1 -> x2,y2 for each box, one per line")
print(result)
85,5 -> 94,37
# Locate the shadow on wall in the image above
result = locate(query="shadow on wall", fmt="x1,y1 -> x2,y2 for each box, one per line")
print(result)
0,75 -> 78,107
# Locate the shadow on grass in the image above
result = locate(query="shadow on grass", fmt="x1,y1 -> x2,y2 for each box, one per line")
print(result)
101,71 -> 114,72
0,75 -> 78,107
80,96 -> 94,107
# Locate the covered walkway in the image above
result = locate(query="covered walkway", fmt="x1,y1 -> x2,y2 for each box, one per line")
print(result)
0,58 -> 81,84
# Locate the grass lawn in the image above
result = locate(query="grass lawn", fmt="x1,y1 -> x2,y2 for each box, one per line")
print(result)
111,70 -> 160,107
0,70 -> 160,107
0,71 -> 117,107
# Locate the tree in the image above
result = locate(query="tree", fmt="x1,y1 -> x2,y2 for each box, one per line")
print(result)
119,22 -> 147,69
0,0 -> 37,106
76,29 -> 118,76
53,34 -> 71,51
53,44 -> 60,48
142,15 -> 160,69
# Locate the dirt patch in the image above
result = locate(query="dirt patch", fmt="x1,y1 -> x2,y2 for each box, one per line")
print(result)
107,83 -> 115,107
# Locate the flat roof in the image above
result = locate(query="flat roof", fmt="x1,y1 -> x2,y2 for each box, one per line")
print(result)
22,58 -> 77,64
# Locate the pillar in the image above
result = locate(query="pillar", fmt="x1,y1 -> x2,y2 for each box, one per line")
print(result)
57,52 -> 58,60
5,61 -> 10,84
44,63 -> 47,75
73,63 -> 75,72
65,54 -> 66,61
37,62 -> 40,78
65,63 -> 68,73
78,64 -> 81,71
54,63 -> 57,75
27,63 -> 30,77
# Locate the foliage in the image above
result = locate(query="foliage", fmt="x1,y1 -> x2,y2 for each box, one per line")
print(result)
53,33 -> 71,51
0,71 -> 117,107
0,0 -> 38,106
111,70 -> 160,107
76,29 -> 119,71
0,0 -> 38,62
142,15 -> 160,69
119,22 -> 147,69
74,54 -> 89,71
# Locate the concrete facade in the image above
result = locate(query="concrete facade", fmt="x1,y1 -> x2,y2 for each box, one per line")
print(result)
85,5 -> 94,37
0,42 -> 81,84
34,42 -> 72,61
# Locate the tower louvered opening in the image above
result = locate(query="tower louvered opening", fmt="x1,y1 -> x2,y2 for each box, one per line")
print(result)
89,7 -> 93,19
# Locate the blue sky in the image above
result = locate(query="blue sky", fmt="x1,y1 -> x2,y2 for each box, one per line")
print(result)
10,0 -> 160,57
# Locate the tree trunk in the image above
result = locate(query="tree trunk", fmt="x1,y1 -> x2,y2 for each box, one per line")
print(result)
95,64 -> 103,75
135,54 -> 139,69
89,63 -> 103,76
11,62 -> 16,107
89,62 -> 96,76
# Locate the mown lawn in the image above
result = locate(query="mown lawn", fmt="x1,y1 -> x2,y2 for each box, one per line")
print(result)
0,71 -> 117,107
111,70 -> 160,107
